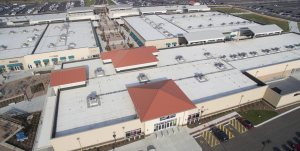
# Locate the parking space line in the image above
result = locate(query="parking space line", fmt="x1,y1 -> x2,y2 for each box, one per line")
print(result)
229,119 -> 248,134
201,130 -> 220,147
217,125 -> 235,139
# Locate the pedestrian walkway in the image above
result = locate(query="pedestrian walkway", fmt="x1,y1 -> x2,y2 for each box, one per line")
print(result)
110,127 -> 202,151
289,21 -> 300,33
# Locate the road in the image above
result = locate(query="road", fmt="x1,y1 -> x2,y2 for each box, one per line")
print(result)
289,21 -> 300,33
197,108 -> 300,151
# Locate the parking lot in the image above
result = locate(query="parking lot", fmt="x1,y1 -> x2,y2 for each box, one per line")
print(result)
195,108 -> 300,151
0,1 -> 82,16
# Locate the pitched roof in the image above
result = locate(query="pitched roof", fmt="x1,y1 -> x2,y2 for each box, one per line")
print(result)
247,24 -> 283,35
50,66 -> 86,87
100,46 -> 159,68
189,1 -> 199,4
127,79 -> 196,122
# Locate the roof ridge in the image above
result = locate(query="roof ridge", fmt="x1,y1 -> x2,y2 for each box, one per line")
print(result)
141,89 -> 160,122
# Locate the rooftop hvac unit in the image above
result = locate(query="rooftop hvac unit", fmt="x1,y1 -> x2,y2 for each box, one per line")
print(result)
138,73 -> 149,82
59,38 -> 65,42
215,62 -> 226,69
9,30 -> 15,34
230,54 -> 238,60
242,21 -> 247,24
158,27 -> 163,31
236,21 -> 240,25
190,15 -> 193,17
249,21 -> 253,24
220,55 -> 226,60
208,24 -> 213,27
0,45 -> 7,50
229,22 -> 234,26
262,49 -> 271,54
87,93 -> 98,106
182,15 -> 186,18
69,42 -> 76,47
218,13 -> 222,16
209,18 -> 212,21
197,73 -> 207,82
21,43 -> 28,48
48,43 -> 55,48
27,37 -> 35,42
158,23 -> 164,27
167,34 -> 173,37
34,34 -> 39,38
22,29 -> 28,33
68,31 -> 75,34
198,24 -> 203,28
204,52 -> 211,57
295,44 -> 300,47
249,51 -> 258,56
188,26 -> 192,29
221,23 -> 226,26
95,68 -> 105,77
241,52 -> 248,58
201,14 -> 204,17
33,28 -> 39,32
163,31 -> 169,34
54,26 -> 60,29
172,16 -> 175,18
176,55 -> 185,62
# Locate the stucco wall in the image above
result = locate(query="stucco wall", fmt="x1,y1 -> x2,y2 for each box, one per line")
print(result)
0,57 -> 26,73
277,90 -> 300,108
145,38 -> 179,49
123,19 -> 146,45
263,87 -> 282,107
50,119 -> 144,151
247,60 -> 300,80
188,86 -> 268,118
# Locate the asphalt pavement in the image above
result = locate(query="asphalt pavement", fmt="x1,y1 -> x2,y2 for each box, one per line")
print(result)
196,108 -> 300,151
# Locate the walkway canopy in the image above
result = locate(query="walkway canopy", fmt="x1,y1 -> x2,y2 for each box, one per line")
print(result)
183,30 -> 225,44
247,24 -> 283,36
139,7 -> 167,14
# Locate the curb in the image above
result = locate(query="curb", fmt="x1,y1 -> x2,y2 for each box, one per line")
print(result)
255,106 -> 300,127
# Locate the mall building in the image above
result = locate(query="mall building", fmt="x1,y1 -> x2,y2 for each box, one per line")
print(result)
121,12 -> 282,49
35,32 -> 300,151
0,21 -> 100,73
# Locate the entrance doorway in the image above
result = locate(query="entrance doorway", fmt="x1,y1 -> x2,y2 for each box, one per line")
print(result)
154,119 -> 177,132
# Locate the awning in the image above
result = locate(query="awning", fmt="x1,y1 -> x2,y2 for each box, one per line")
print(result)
183,30 -> 225,43
166,43 -> 171,45
0,65 -> 4,68
60,57 -> 66,60
7,63 -> 22,67
247,24 -> 283,35
51,58 -> 58,61
116,19 -> 124,25
43,59 -> 49,62
172,42 -> 177,44
34,60 -> 40,64
68,55 -> 74,59
231,34 -> 237,37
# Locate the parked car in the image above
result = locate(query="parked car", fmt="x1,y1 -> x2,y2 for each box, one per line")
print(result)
212,128 -> 229,142
292,143 -> 300,151
237,117 -> 254,130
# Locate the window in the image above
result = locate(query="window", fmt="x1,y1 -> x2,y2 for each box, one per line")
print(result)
294,93 -> 300,96
125,128 -> 141,138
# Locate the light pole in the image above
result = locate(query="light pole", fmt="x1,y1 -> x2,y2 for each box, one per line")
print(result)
261,140 -> 272,151
255,71 -> 259,77
282,64 -> 288,76
113,133 -> 117,151
77,138 -> 83,151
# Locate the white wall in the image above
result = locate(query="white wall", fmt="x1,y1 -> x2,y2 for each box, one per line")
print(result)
116,62 -> 157,72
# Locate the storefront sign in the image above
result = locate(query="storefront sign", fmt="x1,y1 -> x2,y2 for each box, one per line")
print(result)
49,55 -> 58,57
9,60 -> 18,63
160,114 -> 176,121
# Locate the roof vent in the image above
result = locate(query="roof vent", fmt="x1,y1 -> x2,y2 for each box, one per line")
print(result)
215,62 -> 226,70
0,45 -> 7,50
138,73 -> 149,82
204,52 -> 212,58
176,55 -> 185,62
34,34 -> 39,38
54,26 -> 60,29
87,93 -> 99,107
21,43 -> 29,48
95,67 -> 105,77
22,29 -> 28,33
27,37 -> 35,42
9,30 -> 16,34
68,31 -> 75,34
196,73 -> 207,82
33,28 -> 39,32
249,51 -> 258,56
48,43 -> 55,48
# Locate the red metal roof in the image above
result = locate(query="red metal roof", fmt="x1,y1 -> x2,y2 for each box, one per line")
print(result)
50,66 -> 86,87
100,46 -> 159,68
189,1 -> 198,4
127,79 -> 196,122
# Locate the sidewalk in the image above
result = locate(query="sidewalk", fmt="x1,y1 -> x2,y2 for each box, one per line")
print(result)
185,112 -> 239,136
289,21 -> 300,33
